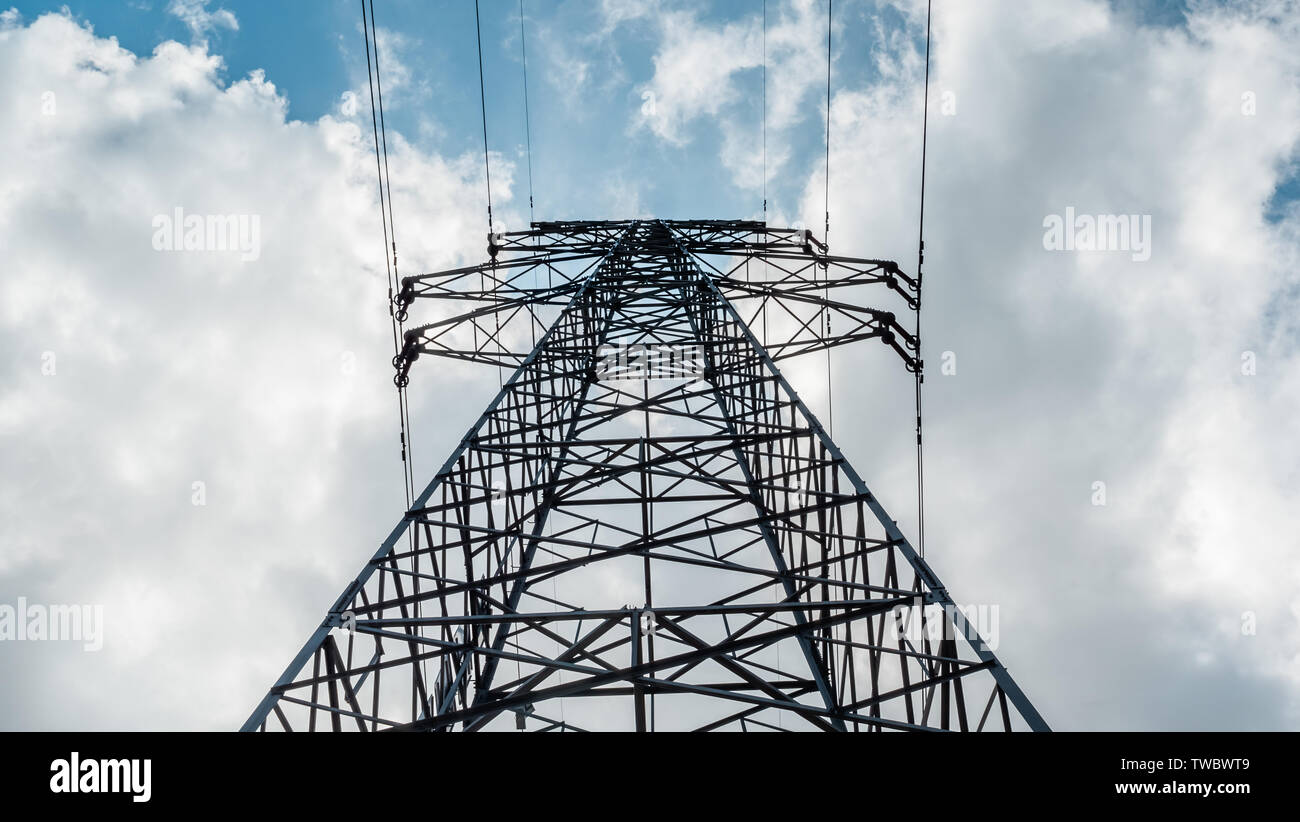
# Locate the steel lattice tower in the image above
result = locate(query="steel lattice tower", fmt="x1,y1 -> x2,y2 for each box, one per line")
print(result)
243,219 -> 1047,732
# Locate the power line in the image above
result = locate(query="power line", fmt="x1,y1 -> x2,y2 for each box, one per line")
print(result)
824,0 -> 833,437
519,0 -> 536,223
371,1 -> 415,509
361,0 -> 416,511
361,7 -> 423,703
760,0 -> 770,358
370,0 -> 398,291
915,0 -> 933,560
824,0 -> 832,250
473,0 -> 505,391
474,0 -> 495,235
361,1 -> 396,355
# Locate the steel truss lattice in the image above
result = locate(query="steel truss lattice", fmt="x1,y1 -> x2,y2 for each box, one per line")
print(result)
243,219 -> 1048,732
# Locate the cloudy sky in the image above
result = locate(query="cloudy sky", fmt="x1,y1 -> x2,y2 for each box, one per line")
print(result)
1,0 -> 1298,731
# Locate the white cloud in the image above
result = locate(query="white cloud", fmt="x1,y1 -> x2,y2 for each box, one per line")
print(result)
0,11 -> 513,728
167,0 -> 238,40
600,0 -> 657,33
627,0 -> 834,195
367,26 -> 423,102
626,0 -> 1300,728
812,0 -> 1300,728
637,10 -> 761,146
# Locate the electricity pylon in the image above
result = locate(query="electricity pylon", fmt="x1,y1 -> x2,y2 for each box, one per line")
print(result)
242,219 -> 1048,732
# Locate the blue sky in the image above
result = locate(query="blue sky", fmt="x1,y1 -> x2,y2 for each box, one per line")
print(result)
19,0 -> 1294,224
3,1 -> 971,224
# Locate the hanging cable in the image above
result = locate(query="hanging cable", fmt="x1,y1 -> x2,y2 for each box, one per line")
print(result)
824,0 -> 834,437
472,1 -> 505,390
519,0 -> 536,224
362,0 -> 416,512
475,0 -> 495,235
914,0 -> 933,559
373,1 -> 415,510
757,0 -> 768,341
371,1 -> 398,299
363,0 -> 428,706
361,3 -> 396,355
824,0 -> 832,251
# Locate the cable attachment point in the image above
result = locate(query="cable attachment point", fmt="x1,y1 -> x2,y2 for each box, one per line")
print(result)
393,333 -> 420,388
393,279 -> 414,323
801,229 -> 830,259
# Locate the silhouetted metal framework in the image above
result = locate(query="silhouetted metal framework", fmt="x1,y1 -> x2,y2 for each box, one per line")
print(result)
243,219 -> 1048,732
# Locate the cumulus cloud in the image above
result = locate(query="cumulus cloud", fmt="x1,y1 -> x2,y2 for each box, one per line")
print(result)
365,25 -> 426,104
620,0 -> 835,196
823,0 -> 1300,728
0,11 -> 514,728
627,0 -> 1300,728
637,10 -> 760,146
